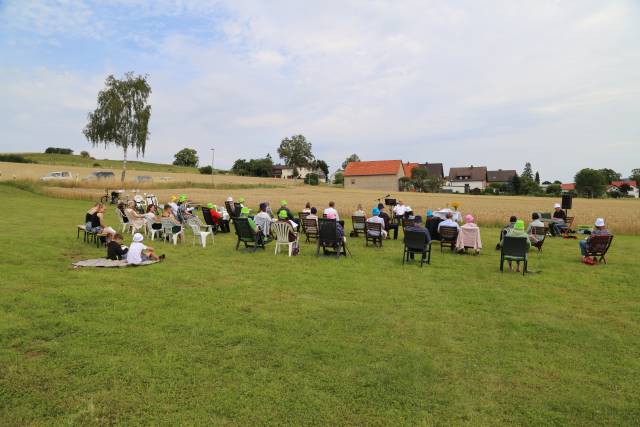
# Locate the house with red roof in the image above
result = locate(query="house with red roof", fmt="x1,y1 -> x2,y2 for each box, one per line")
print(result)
608,180 -> 639,198
561,183 -> 576,192
343,160 -> 405,191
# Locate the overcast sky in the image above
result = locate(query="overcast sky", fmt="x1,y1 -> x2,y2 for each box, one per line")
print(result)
1,0 -> 638,181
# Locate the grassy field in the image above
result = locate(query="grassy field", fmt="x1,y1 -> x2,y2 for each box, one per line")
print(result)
1,183 -> 639,425
9,153 -> 200,174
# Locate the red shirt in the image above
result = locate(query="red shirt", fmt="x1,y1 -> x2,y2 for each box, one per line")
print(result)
210,209 -> 222,224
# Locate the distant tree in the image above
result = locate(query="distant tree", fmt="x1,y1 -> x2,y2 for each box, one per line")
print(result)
80,150 -> 90,158
598,168 -> 621,184
199,165 -> 213,175
312,159 -> 330,182
342,154 -> 361,170
628,168 -> 640,185
45,147 -> 74,154
545,184 -> 562,196
173,148 -> 199,167
83,72 -> 151,182
521,162 -> 534,181
509,174 -> 521,194
542,180 -> 551,185
304,173 -> 319,185
398,176 -> 412,192
535,171 -> 540,184
232,159 -> 251,176
333,172 -> 344,186
277,135 -> 314,170
618,183 -> 632,195
410,167 -> 429,192
575,168 -> 607,198
231,156 -> 273,177
553,180 -> 562,184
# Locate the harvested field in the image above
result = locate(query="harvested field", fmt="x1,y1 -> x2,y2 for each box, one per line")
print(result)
44,182 -> 640,235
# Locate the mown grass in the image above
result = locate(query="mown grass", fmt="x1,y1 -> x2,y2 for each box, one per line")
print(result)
0,184 -> 639,425
7,152 -> 199,174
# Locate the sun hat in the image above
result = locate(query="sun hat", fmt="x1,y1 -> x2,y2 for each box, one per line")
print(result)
514,219 -> 525,230
240,207 -> 250,215
281,200 -> 287,206
554,203 -> 561,208
426,210 -> 433,217
179,194 -> 188,202
226,196 -> 233,202
465,214 -> 474,223
595,218 -> 605,227
207,203 -> 214,209
326,212 -> 336,220
133,233 -> 144,242
278,210 -> 288,219
372,207 -> 380,215
171,195 -> 177,202
238,197 -> 245,203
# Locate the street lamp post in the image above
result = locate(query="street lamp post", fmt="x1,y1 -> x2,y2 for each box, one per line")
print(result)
211,148 -> 216,185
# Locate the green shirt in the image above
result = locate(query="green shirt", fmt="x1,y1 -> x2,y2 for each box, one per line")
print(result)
502,228 -> 531,249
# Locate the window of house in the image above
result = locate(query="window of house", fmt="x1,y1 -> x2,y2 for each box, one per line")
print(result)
351,179 -> 356,184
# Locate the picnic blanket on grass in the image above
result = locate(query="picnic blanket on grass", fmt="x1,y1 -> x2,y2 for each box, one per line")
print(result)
72,259 -> 159,268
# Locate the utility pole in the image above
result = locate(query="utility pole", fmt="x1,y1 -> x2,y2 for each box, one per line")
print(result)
211,148 -> 216,185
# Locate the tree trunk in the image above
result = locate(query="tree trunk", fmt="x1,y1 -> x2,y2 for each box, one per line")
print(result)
121,146 -> 128,183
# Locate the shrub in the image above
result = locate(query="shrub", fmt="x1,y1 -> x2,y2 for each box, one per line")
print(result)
304,173 -> 319,185
0,154 -> 36,163
80,151 -> 91,158
93,162 -> 101,167
44,147 -> 74,154
199,166 -> 213,175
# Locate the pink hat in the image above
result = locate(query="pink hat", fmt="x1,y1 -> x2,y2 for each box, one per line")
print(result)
465,214 -> 474,223
326,212 -> 336,220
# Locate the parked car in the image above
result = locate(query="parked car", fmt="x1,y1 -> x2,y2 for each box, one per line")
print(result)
83,171 -> 116,181
40,171 -> 72,181
134,175 -> 153,183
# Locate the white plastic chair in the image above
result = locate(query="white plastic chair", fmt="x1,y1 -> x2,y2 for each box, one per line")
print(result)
115,208 -> 131,233
187,217 -> 213,248
160,217 -> 183,245
146,221 -> 162,241
271,221 -> 298,256
125,209 -> 145,234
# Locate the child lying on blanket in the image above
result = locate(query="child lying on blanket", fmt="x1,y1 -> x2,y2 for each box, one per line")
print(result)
126,233 -> 165,265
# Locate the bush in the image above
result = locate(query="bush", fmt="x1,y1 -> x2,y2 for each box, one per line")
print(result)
469,188 -> 483,195
304,173 -> 319,185
45,147 -> 73,154
0,154 -> 36,163
93,162 -> 101,167
199,166 -> 213,175
80,151 -> 90,158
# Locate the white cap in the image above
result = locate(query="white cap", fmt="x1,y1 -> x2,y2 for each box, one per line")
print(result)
133,233 -> 144,242
595,218 -> 605,227
226,196 -> 233,202
554,203 -> 561,208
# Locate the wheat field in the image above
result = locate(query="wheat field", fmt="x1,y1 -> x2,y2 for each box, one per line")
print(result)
40,181 -> 640,235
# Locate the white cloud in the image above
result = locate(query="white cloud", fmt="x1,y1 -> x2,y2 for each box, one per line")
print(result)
0,0 -> 639,181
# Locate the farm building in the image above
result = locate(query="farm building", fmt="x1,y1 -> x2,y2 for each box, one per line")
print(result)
443,166 -> 488,193
343,160 -> 405,191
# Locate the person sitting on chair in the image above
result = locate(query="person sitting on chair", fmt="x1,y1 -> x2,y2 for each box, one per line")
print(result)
579,218 -> 610,265
551,203 -> 567,236
326,212 -> 346,242
302,202 -> 312,214
437,211 -> 460,232
207,203 -> 222,226
106,233 -> 128,260
161,205 -> 183,242
353,204 -> 366,217
527,213 -> 546,248
324,201 -> 340,220
144,204 -> 162,232
456,214 -> 482,254
377,203 -> 397,240
404,219 -> 431,260
126,233 -> 163,265
425,210 -> 442,241
254,202 -> 274,238
501,219 -> 530,272
277,210 -> 298,242
85,203 -> 116,239
306,207 -> 319,223
366,208 -> 388,239
496,215 -> 518,249
277,200 -> 295,221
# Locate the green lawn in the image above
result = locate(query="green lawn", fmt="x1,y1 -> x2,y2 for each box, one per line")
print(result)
1,184 -> 638,425
10,153 -> 199,174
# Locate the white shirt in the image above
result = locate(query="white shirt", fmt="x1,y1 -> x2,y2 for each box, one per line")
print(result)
144,212 -> 157,223
438,218 -> 460,231
324,207 -> 339,221
393,204 -> 406,217
126,242 -> 147,265
168,202 -> 178,216
366,215 -> 386,236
